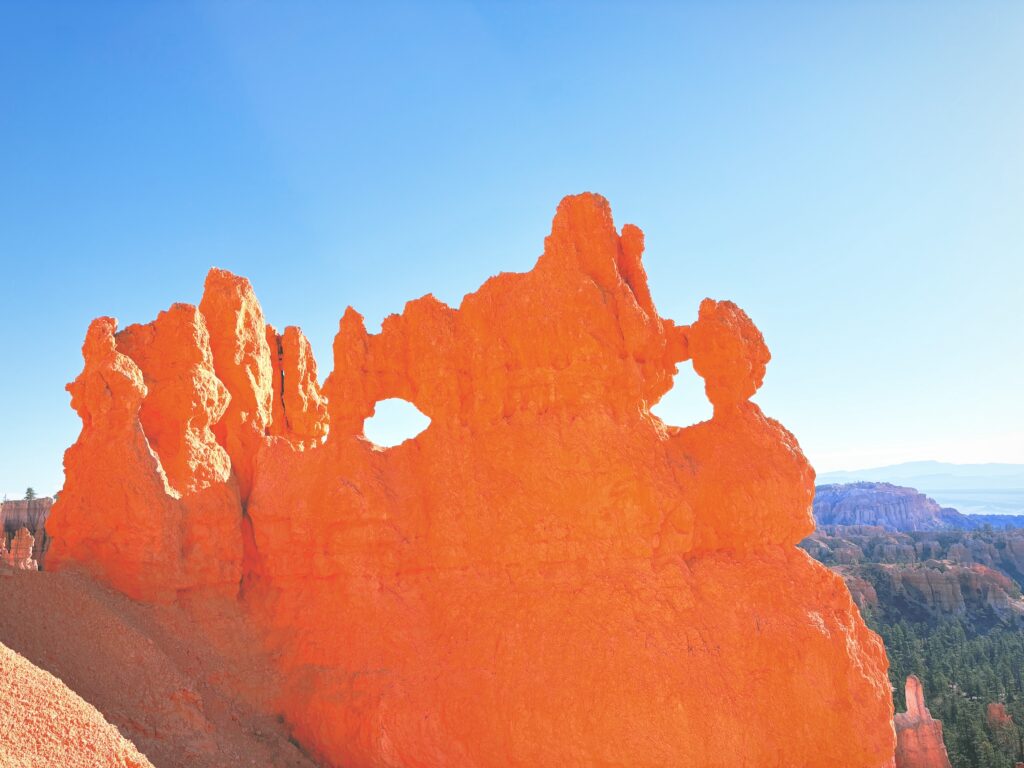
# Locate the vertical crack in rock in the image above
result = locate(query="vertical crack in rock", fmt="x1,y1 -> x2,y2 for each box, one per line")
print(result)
237,506 -> 263,599
45,193 -> 898,767
267,325 -> 289,436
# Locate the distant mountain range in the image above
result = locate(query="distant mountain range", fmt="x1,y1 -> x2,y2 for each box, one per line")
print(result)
817,461 -> 1024,516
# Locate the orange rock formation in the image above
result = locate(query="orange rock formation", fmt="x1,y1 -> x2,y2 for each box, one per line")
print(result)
894,676 -> 952,768
987,701 -> 1014,728
47,194 -> 896,767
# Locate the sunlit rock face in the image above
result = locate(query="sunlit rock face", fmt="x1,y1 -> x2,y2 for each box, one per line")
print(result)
46,194 -> 896,767
894,676 -> 952,768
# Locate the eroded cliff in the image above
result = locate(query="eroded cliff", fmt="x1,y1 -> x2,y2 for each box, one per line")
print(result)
45,194 -> 896,767
804,526 -> 1024,629
814,483 -> 969,531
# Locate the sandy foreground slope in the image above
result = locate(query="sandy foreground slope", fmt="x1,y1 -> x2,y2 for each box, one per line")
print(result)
0,568 -> 317,768
1,639 -> 152,768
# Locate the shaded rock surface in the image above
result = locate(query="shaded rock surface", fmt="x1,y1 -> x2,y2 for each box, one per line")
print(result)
45,194 -> 895,767
0,497 -> 52,564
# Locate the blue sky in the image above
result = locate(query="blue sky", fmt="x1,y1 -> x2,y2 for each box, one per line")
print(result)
1,1 -> 1022,498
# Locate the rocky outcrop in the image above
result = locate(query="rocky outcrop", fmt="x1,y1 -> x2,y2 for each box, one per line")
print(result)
842,571 -> 881,610
197,268 -> 281,502
2,527 -> 37,570
894,676 -> 952,768
47,194 -> 896,767
807,525 -> 1024,578
987,702 -> 1014,728
804,526 -> 1024,628
815,483 -> 969,531
266,325 -> 328,448
986,702 -> 1022,756
1,497 -> 52,563
44,315 -> 244,602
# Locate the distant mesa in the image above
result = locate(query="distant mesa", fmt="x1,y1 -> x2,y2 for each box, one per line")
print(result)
804,499 -> 1024,630
818,461 -> 1024,516
814,482 -> 969,532
814,482 -> 1024,532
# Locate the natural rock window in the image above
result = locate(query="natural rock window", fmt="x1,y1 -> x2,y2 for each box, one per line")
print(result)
650,359 -> 713,427
362,398 -> 431,447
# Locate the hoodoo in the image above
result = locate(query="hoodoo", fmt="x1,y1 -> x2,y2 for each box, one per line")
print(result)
894,676 -> 953,768
46,194 -> 897,767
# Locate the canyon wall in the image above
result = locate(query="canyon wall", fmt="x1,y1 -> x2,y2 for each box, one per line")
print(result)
803,526 -> 1024,629
46,194 -> 897,767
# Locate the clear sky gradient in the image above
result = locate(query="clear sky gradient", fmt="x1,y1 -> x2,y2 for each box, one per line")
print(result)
2,2 -> 1022,498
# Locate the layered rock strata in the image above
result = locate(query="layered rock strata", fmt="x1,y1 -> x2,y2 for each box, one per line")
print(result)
814,483 -> 967,531
46,194 -> 896,767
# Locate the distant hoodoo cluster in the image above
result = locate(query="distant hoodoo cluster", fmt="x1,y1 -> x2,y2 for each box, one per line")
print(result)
0,497 -> 52,570
44,194 -> 897,766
